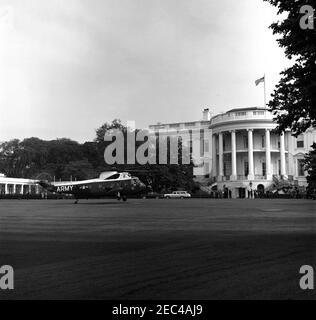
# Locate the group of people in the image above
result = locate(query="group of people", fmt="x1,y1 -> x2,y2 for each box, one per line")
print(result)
215,183 -> 256,199
213,182 -> 263,199
214,182 -> 307,199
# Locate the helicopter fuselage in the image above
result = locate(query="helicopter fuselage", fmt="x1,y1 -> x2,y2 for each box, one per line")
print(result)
38,172 -> 146,200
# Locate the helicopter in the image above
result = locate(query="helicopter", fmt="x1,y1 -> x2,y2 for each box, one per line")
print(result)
37,171 -> 147,204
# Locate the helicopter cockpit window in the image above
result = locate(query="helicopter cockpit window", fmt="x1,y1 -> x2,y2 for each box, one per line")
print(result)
105,173 -> 120,180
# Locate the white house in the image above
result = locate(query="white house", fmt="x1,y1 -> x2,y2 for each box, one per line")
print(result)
150,107 -> 316,198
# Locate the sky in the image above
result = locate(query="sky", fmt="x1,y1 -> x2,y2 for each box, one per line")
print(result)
0,0 -> 290,142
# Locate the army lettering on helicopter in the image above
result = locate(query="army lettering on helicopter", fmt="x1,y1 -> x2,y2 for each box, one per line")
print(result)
56,185 -> 74,193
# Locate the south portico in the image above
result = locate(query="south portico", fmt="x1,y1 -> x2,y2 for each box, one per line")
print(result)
210,108 -> 289,198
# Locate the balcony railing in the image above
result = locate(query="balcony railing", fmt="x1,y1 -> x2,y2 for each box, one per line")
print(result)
215,175 -> 266,181
212,174 -> 281,182
211,109 -> 273,126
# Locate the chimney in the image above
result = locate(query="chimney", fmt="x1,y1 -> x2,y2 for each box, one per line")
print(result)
202,108 -> 211,121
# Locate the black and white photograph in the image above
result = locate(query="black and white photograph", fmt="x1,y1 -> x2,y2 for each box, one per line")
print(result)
0,0 -> 316,306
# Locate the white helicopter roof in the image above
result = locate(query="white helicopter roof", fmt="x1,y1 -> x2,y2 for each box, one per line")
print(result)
52,171 -> 133,187
99,171 -> 119,180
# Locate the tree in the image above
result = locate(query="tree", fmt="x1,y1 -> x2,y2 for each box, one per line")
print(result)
0,139 -> 25,177
95,119 -> 126,144
94,121 -> 195,191
304,143 -> 316,190
0,138 -> 95,180
265,0 -> 316,189
47,138 -> 83,165
61,159 -> 95,181
264,0 -> 316,136
81,142 -> 99,168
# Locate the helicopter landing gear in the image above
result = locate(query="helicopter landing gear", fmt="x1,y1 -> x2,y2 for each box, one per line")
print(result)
117,192 -> 127,201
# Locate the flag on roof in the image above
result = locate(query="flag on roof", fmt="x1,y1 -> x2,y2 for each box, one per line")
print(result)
255,76 -> 265,86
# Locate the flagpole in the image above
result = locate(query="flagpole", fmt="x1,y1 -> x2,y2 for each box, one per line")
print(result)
264,74 -> 267,109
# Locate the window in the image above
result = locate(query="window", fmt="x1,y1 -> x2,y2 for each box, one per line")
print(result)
204,140 -> 209,153
253,111 -> 264,116
297,135 -> 304,148
236,112 -> 247,116
278,160 -> 281,175
262,162 -> 266,176
297,140 -> 304,148
297,159 -> 305,176
244,161 -> 249,176
205,162 -> 210,176
200,139 -> 204,157
262,136 -> 265,148
243,136 -> 248,149
153,125 -> 165,130
106,173 -> 120,180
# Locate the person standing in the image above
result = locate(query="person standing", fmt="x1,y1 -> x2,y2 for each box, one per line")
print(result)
247,182 -> 253,199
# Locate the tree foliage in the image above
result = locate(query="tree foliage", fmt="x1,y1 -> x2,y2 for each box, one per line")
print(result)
304,142 -> 316,190
95,119 -> 126,144
0,119 -> 195,192
264,0 -> 316,135
265,0 -> 316,189
0,138 -> 90,180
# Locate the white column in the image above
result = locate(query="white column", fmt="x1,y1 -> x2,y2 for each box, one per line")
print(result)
5,184 -> 8,195
212,134 -> 217,178
218,132 -> 224,180
29,185 -> 32,194
230,130 -> 237,180
248,129 -> 254,180
265,129 -> 272,179
13,184 -> 16,194
280,132 -> 286,176
20,185 -> 24,195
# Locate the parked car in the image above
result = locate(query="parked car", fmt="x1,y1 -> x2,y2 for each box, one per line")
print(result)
163,191 -> 191,199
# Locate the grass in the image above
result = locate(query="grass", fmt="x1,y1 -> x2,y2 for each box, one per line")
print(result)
0,198 -> 315,299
